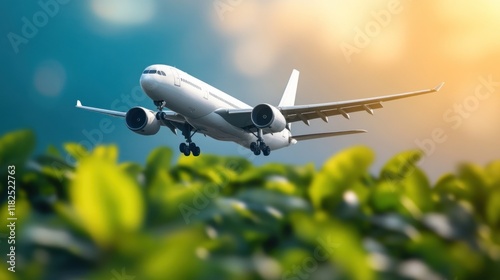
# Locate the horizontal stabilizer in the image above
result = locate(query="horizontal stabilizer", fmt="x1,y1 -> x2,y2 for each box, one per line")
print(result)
292,129 -> 367,141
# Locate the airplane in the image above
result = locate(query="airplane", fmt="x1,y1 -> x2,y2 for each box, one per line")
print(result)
76,64 -> 444,156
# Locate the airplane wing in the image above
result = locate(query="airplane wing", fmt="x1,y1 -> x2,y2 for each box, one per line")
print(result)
280,82 -> 444,125
219,82 -> 444,129
75,100 -> 186,134
76,100 -> 126,117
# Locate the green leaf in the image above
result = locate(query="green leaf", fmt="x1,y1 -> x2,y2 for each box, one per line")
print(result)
35,154 -> 74,183
398,168 -> 433,216
486,190 -> 500,227
119,162 -> 143,180
177,153 -> 250,171
64,142 -> 89,162
406,234 -> 452,276
309,146 -> 374,210
291,212 -> 375,280
407,234 -> 482,278
70,147 -> 144,247
433,173 -> 471,202
486,160 -> 500,186
92,145 -> 118,162
236,162 -> 314,196
371,180 -> 401,212
143,146 -> 173,188
146,147 -> 173,175
139,226 -> 210,279
378,152 -> 432,216
175,153 -> 248,187
236,189 -> 310,214
380,150 -> 423,182
458,164 -> 489,210
0,263 -> 16,280
459,163 -> 489,188
0,129 -> 35,166
46,144 -> 62,159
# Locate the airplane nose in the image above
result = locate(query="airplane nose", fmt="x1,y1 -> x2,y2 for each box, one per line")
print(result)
140,73 -> 158,91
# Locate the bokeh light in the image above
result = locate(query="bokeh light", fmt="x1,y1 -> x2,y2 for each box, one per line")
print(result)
33,60 -> 66,97
90,0 -> 155,25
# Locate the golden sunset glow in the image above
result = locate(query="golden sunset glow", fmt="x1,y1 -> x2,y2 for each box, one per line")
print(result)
212,0 -> 500,174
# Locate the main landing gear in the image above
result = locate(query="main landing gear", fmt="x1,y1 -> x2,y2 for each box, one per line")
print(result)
179,123 -> 200,157
250,129 -> 271,156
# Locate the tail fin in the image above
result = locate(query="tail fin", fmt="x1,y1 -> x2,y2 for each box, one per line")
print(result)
278,69 -> 300,107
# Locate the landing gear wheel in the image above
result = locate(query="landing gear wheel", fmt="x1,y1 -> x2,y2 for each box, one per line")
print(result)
189,142 -> 197,150
179,143 -> 187,153
189,142 -> 200,156
192,146 -> 201,157
259,142 -> 267,151
178,123 -> 202,156
263,146 -> 271,156
183,146 -> 191,156
250,128 -> 273,156
180,143 -> 190,156
250,142 -> 258,152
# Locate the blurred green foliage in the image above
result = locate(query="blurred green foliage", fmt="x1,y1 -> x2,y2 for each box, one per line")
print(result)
1,129 -> 500,280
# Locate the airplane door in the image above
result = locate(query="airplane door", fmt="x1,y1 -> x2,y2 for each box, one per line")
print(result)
171,68 -> 181,87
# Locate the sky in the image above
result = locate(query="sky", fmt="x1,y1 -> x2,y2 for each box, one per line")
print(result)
2,0 -> 500,180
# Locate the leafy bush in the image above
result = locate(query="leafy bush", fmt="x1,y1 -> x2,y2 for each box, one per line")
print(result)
1,130 -> 499,280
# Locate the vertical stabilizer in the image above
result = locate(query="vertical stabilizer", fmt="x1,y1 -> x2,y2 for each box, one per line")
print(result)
278,69 -> 300,107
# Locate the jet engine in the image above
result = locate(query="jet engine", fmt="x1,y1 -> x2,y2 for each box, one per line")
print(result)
125,107 -> 160,135
251,104 -> 287,133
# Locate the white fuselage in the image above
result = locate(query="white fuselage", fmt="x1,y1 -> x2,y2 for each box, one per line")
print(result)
139,64 -> 292,151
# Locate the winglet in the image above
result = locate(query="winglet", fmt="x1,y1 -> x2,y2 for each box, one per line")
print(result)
76,100 -> 82,107
434,82 -> 445,92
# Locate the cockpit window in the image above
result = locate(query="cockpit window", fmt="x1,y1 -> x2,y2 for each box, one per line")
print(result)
143,69 -> 166,75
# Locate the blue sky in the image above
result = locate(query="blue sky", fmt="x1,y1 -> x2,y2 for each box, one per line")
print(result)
3,1 -> 500,179
2,1 -> 244,161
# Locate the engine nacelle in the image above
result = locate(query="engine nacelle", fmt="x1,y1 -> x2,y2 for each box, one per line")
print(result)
251,103 -> 287,133
125,107 -> 160,135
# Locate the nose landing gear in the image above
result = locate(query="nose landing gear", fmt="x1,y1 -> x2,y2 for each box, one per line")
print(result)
154,100 -> 166,111
152,101 -> 201,157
